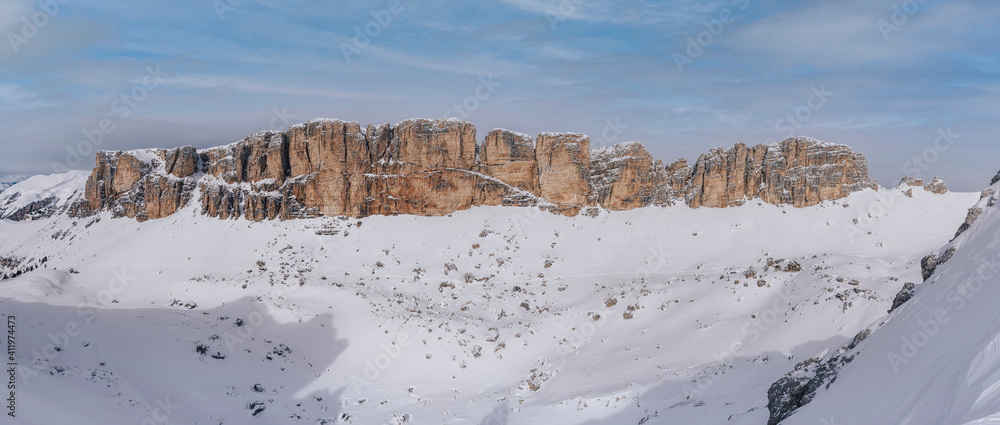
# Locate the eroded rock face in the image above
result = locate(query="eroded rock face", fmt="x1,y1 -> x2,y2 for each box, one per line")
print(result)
479,129 -> 539,195
590,142 -> 677,210
687,137 -> 877,208
77,120 -> 877,221
899,177 -> 923,187
536,133 -> 590,206
84,151 -> 154,220
924,177 -> 948,194
389,119 -> 477,171
160,146 -> 200,178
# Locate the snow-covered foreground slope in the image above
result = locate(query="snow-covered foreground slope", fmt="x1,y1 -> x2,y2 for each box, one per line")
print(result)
0,182 -> 980,424
783,180 -> 1000,425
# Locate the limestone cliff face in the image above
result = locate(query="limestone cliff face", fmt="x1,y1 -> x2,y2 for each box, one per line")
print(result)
686,137 -> 877,208
80,150 -> 197,221
536,133 -> 590,206
75,119 -> 877,222
589,142 -> 681,210
479,129 -> 540,195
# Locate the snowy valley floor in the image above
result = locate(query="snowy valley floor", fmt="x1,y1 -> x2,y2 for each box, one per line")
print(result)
0,186 -> 982,424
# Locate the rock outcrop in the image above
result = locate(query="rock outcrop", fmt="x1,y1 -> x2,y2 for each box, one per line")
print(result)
479,129 -> 539,195
68,119 -> 878,222
686,137 -> 877,208
589,142 -> 679,210
535,132 -> 591,206
899,176 -> 948,195
765,329 -> 869,425
888,282 -> 916,313
924,177 -> 948,194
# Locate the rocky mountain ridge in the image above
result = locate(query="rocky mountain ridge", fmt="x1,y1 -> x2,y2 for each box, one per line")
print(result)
26,118 -> 879,221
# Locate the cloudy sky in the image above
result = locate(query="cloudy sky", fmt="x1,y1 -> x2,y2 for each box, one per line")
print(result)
1,0 -> 997,190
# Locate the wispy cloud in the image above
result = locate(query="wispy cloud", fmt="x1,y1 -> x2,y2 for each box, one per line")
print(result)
0,83 -> 55,111
0,0 -> 998,190
160,75 -> 409,102
493,0 -> 725,26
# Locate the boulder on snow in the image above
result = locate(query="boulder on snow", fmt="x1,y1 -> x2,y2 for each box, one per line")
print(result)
921,253 -> 939,281
888,282 -> 916,313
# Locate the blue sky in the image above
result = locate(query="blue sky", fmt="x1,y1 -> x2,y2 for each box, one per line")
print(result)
1,0 -> 998,190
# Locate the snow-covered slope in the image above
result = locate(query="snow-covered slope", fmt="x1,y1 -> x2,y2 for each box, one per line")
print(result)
0,171 -> 89,220
0,181 -> 982,424
782,179 -> 1000,424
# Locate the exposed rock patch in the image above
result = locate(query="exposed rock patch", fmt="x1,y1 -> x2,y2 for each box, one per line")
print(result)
956,207 -> 985,238
888,282 -> 916,313
921,253 -> 939,281
923,177 -> 948,194
766,329 -> 868,425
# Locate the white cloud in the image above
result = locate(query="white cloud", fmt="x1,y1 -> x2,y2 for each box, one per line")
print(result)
725,0 -> 1000,69
493,0 -> 726,26
159,75 -> 410,102
0,83 -> 55,111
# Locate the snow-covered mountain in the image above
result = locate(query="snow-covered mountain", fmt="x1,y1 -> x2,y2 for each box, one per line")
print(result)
0,175 -> 29,192
0,162 -> 990,423
776,173 -> 1000,424
0,172 -> 89,221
